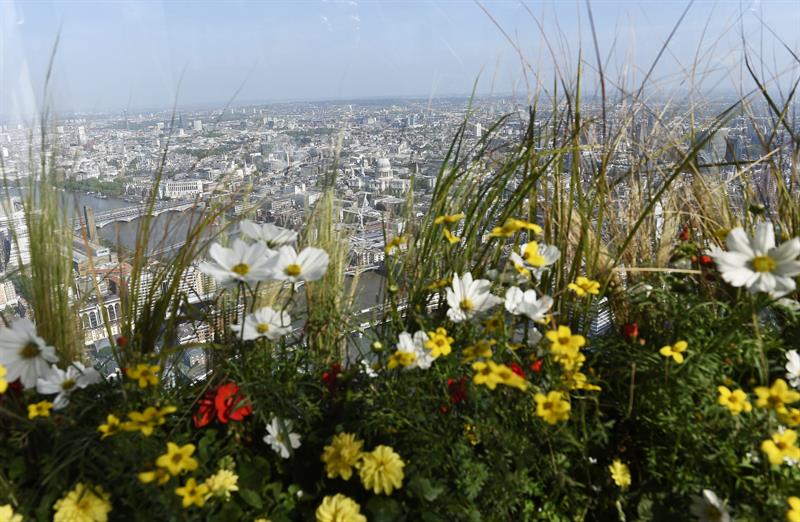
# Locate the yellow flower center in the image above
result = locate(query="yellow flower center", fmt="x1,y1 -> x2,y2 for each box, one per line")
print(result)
62,379 -> 76,391
21,342 -> 41,359
285,263 -> 302,277
231,263 -> 250,276
751,255 -> 776,272
460,298 -> 474,311
172,453 -> 183,464
257,323 -> 270,334
558,336 -> 571,346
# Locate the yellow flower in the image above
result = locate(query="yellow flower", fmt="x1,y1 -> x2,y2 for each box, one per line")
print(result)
121,405 -> 176,436
462,339 -> 495,362
358,445 -> 405,495
521,241 -> 546,267
254,519 -> 272,522
564,371 -> 602,392
0,504 -> 22,522
387,351 -> 416,369
175,478 -> 208,509
608,459 -> 631,489
659,340 -> 688,364
755,379 -> 800,413
204,469 -> 239,500
384,235 -> 407,255
482,315 -> 504,332
425,327 -> 454,357
321,432 -> 364,480
547,326 -> 587,371
546,325 -> 586,352
434,213 -> 464,225
315,494 -> 367,522
788,497 -> 800,522
472,361 -> 501,390
488,218 -> 542,238
780,408 -> 800,427
463,423 -> 479,445
127,363 -> 160,388
0,364 -> 8,394
28,400 -> 53,419
534,390 -> 571,425
568,276 -> 601,297
761,430 -> 800,465
138,468 -> 170,486
97,414 -> 122,439
717,386 -> 752,415
508,257 -> 531,278
156,442 -> 199,476
53,483 -> 112,522
492,363 -> 528,391
442,228 -> 460,244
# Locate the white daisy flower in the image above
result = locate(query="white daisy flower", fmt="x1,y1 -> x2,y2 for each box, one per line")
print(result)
199,239 -> 276,288
777,298 -> 800,313
0,318 -> 58,389
230,307 -> 292,341
36,362 -> 102,410
271,246 -> 330,282
689,490 -> 730,522
397,330 -> 434,369
445,272 -> 502,323
504,286 -> 553,322
510,241 -> 560,279
263,417 -> 302,459
708,223 -> 800,297
787,350 -> 800,389
360,359 -> 378,378
239,220 -> 298,249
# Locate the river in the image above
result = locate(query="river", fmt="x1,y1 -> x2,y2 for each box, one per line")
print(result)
7,187 -> 386,303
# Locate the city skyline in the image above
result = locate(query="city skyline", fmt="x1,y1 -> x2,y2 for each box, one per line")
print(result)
1,0 -> 799,120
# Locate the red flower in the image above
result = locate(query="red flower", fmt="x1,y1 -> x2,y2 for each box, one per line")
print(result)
193,390 -> 216,428
622,322 -> 639,342
116,335 -> 128,347
529,359 -> 543,373
678,225 -> 690,241
322,363 -> 342,393
699,255 -> 714,267
448,377 -> 468,405
193,382 -> 252,428
214,383 -> 252,423
509,363 -> 525,378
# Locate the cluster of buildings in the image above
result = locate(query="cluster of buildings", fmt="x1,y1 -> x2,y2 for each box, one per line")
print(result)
0,95 -> 795,376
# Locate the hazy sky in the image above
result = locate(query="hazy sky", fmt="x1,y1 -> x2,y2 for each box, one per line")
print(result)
1,0 -> 798,119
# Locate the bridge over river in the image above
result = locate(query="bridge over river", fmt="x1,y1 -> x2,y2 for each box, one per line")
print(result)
74,200 -> 200,230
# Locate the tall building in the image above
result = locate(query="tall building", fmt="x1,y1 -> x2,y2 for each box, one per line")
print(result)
0,197 -> 30,269
193,119 -> 203,132
0,280 -> 18,308
82,206 -> 99,243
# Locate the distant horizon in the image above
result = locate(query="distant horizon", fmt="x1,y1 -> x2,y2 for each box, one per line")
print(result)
5,87 -> 769,123
2,1 -> 798,121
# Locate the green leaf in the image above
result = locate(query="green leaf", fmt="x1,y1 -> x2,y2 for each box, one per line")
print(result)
197,429 -> 218,462
240,489 -> 263,510
408,476 -> 444,502
215,501 -> 245,522
239,456 -> 270,490
366,496 -> 403,522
